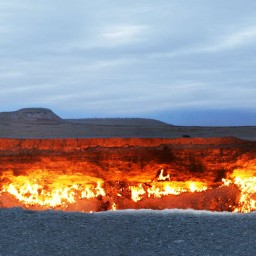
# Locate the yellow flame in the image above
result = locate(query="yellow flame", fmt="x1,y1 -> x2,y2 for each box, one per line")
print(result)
157,169 -> 170,181
130,181 -> 208,202
2,168 -> 256,213
222,176 -> 256,213
1,170 -> 105,208
130,184 -> 146,202
81,182 -> 106,199
111,203 -> 117,211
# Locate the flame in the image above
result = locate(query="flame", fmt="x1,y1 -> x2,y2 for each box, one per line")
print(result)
130,181 -> 208,202
81,182 -> 106,199
130,184 -> 146,202
157,169 -> 170,181
222,172 -> 256,213
111,203 -> 117,211
1,167 -> 256,213
0,170 -> 105,208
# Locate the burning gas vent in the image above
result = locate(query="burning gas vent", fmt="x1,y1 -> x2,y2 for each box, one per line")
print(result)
0,138 -> 256,213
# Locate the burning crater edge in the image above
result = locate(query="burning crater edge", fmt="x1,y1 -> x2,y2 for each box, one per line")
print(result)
0,137 -> 256,213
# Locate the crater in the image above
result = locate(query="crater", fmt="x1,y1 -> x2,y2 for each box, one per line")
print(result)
0,137 -> 255,212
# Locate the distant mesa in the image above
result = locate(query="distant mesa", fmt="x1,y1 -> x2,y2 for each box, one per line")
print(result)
0,108 -> 63,123
0,108 -> 170,126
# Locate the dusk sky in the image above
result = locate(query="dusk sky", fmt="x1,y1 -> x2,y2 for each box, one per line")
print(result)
1,0 -> 256,126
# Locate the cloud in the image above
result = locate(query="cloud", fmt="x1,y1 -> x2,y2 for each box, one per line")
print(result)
0,0 -> 256,125
102,25 -> 147,44
204,26 -> 256,52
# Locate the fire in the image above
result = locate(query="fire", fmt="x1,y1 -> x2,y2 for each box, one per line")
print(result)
0,170 -> 105,209
130,184 -> 146,202
157,169 -> 170,181
130,181 -> 208,202
222,170 -> 256,212
0,167 -> 256,213
111,203 -> 117,211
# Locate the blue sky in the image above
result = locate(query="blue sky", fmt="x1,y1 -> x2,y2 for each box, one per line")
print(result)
1,0 -> 256,125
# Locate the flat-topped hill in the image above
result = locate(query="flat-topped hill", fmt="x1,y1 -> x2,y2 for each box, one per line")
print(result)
0,108 -> 63,123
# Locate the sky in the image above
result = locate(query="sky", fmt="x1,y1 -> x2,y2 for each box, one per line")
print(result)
1,0 -> 256,126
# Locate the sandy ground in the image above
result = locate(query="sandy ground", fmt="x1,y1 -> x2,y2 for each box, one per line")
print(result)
0,208 -> 255,256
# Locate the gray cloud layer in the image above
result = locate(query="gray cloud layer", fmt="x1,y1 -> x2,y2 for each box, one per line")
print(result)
1,0 -> 256,125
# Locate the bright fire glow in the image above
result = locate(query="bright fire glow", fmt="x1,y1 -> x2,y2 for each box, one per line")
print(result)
222,175 -> 256,213
157,169 -> 170,181
111,203 -> 117,211
0,170 -> 105,208
130,181 -> 208,202
1,168 -> 256,213
130,184 -> 146,202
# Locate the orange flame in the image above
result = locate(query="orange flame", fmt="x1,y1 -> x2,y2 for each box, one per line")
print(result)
1,167 -> 256,212
130,181 -> 208,202
222,169 -> 256,212
0,170 -> 105,209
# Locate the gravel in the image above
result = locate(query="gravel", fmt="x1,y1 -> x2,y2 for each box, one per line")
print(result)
0,208 -> 255,256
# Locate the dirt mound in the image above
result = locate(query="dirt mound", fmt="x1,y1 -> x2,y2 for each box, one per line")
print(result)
0,108 -> 63,123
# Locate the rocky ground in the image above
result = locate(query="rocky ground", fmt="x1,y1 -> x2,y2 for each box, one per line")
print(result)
0,208 -> 255,256
0,108 -> 256,140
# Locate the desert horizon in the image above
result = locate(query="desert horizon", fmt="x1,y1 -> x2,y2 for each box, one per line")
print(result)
0,108 -> 256,141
